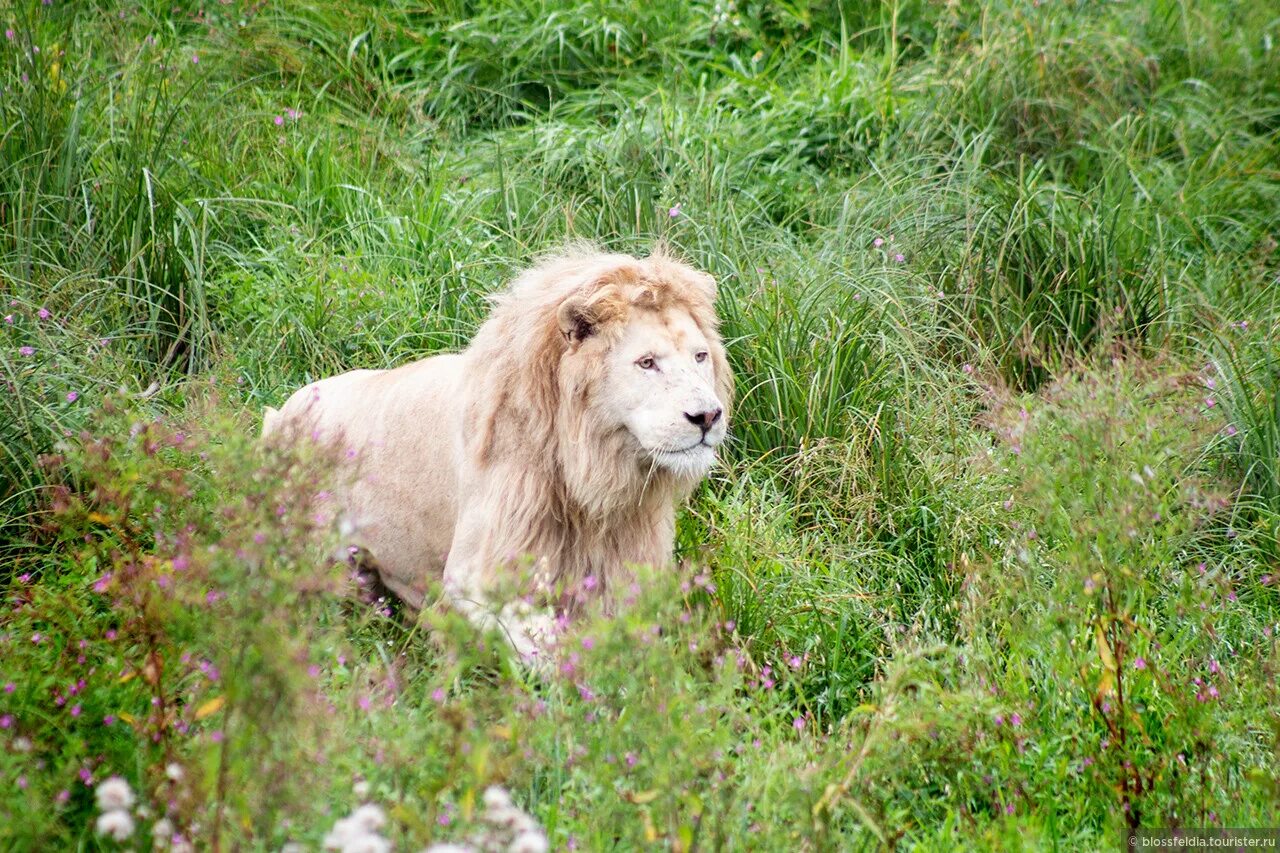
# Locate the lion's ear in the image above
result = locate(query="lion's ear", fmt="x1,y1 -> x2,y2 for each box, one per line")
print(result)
694,272 -> 718,302
556,294 -> 594,344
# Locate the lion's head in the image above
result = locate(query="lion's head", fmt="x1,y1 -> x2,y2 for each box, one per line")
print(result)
466,246 -> 734,517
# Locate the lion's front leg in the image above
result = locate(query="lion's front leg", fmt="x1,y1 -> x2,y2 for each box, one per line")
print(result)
442,513 -> 559,669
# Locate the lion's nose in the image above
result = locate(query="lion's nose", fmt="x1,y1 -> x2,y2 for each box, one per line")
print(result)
685,408 -> 723,432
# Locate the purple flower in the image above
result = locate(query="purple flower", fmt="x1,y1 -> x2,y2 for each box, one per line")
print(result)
1134,657 -> 1146,670
66,391 -> 79,403
872,237 -> 884,248
70,704 -> 81,717
0,715 -> 12,729
103,715 -> 116,726
4,29 -> 13,40
668,203 -> 682,218
625,752 -> 638,767
18,346 -> 34,356
581,636 -> 595,650
3,315 -> 12,324
792,717 -> 805,732
1010,713 -> 1022,727
191,53 -> 199,64
893,253 -> 905,263
37,307 -> 49,320
273,115 -> 284,126
2,683 -> 13,693
962,363 -> 974,374
1226,425 -> 1237,436
30,632 -> 42,644
431,688 -> 445,704
1205,397 -> 1216,408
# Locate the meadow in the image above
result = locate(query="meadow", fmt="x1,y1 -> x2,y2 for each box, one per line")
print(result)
1,0 -> 1279,849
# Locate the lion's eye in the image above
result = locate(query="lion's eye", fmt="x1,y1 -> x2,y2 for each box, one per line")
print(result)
636,356 -> 657,371
695,351 -> 709,363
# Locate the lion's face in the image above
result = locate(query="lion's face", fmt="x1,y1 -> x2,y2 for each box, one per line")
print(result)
596,306 -> 728,479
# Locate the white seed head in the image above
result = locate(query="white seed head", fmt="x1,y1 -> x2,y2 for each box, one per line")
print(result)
165,762 -> 184,782
95,809 -> 136,841
151,817 -> 174,840
353,779 -> 371,799
95,776 -> 135,812
350,803 -> 387,833
482,786 -> 512,812
508,830 -> 549,853
343,835 -> 392,853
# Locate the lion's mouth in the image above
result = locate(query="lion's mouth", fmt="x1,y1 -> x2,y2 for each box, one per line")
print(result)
648,441 -> 717,476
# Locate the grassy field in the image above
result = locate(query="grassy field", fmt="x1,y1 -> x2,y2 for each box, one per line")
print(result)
2,0 -> 1279,849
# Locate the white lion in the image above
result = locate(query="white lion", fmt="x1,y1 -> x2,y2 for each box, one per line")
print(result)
262,247 -> 733,661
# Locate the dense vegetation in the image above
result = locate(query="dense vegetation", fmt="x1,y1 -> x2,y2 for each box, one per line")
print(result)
2,0 -> 1278,848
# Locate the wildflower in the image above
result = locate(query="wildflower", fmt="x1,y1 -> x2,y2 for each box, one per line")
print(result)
625,751 -> 638,767
3,315 -> 11,324
95,777 -> 135,811
37,307 -> 49,319
66,391 -> 79,403
191,53 -> 199,64
668,203 -> 682,218
963,363 -> 974,374
792,716 -> 805,732
103,714 -> 116,726
274,115 -> 284,126
1,684 -> 10,694
582,574 -> 598,591
872,237 -> 884,248
286,108 -> 300,120
165,762 -> 183,781
1133,657 -> 1147,670
1226,425 -> 1237,436
70,704 -> 81,717
431,687 -> 445,703
787,654 -> 803,669
4,29 -> 13,40
56,789 -> 69,804
1205,397 -> 1216,408
30,632 -> 42,644
1010,713 -> 1022,727
893,253 -> 905,263
19,346 -> 34,356
0,715 -> 11,729
94,808 -> 134,841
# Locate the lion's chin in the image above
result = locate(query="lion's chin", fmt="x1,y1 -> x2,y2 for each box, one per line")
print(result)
649,443 -> 718,480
